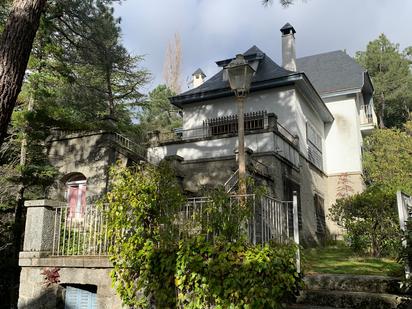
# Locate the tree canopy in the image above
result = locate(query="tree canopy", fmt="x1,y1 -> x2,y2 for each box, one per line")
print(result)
138,84 -> 182,134
362,121 -> 412,195
356,34 -> 412,128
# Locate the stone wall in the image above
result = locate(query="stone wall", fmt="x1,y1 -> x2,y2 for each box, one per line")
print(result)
18,258 -> 121,309
18,200 -> 123,308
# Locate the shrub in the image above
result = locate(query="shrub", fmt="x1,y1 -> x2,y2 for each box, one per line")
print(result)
329,185 -> 400,257
105,163 -> 302,308
175,237 -> 302,308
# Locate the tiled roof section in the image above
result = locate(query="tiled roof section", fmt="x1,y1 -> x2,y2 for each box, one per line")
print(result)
296,50 -> 365,94
176,45 -> 294,98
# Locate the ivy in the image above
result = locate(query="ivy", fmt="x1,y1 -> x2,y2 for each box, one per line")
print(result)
104,163 -> 303,308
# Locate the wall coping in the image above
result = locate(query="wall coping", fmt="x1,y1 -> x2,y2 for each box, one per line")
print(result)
24,199 -> 66,208
19,254 -> 112,268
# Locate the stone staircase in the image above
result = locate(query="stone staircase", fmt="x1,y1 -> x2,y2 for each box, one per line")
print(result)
289,274 -> 412,309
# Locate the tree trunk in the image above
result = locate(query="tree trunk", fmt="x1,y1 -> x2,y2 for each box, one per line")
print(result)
0,0 -> 46,148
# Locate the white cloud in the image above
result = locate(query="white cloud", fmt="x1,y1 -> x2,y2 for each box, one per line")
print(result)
114,0 -> 412,92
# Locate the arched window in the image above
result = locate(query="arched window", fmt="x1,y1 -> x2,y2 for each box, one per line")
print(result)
65,173 -> 87,219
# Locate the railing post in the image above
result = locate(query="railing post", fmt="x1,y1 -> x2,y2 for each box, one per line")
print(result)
397,191 -> 411,279
20,200 -> 61,258
292,191 -> 301,274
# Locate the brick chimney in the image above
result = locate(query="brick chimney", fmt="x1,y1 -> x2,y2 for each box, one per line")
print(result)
192,68 -> 206,88
280,23 -> 297,71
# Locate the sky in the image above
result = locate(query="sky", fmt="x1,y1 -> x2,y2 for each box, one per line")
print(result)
114,0 -> 412,93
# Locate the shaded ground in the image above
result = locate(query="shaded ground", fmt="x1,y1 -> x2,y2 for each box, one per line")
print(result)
303,244 -> 403,277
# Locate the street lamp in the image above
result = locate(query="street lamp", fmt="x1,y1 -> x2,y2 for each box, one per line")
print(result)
225,54 -> 255,196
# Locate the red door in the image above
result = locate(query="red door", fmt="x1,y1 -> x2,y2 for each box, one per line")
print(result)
67,183 -> 87,218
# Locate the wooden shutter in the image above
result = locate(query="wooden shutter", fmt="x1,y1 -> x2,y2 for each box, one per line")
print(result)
65,285 -> 97,309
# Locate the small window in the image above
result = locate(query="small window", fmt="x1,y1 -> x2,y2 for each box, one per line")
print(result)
314,194 -> 326,235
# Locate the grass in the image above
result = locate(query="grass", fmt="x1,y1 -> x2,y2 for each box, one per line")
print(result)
303,243 -> 403,277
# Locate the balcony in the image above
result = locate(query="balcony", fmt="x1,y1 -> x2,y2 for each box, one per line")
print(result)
148,111 -> 301,168
360,104 -> 377,134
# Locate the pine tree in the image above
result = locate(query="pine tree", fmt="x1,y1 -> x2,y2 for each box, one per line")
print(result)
356,34 -> 412,128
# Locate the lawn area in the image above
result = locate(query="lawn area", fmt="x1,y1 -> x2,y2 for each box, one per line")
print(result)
303,244 -> 403,277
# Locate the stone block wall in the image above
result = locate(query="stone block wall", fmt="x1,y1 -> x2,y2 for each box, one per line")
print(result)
18,261 -> 122,309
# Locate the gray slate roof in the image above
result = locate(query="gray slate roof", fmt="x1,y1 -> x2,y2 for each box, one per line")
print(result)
296,50 -> 366,95
174,45 -> 294,100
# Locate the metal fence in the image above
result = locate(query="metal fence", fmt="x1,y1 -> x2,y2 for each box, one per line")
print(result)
180,194 -> 293,245
51,204 -> 109,256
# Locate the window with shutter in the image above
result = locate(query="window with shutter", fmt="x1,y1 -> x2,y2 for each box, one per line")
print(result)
306,122 -> 323,170
65,285 -> 97,309
314,194 -> 326,235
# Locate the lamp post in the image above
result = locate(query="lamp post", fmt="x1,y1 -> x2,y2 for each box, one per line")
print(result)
225,54 -> 255,196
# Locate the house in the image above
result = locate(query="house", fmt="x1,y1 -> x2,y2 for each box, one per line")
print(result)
17,23 -> 377,308
148,23 -> 377,243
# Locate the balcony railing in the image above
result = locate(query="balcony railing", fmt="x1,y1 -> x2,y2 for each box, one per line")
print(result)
180,194 -> 293,244
156,111 -> 296,144
360,104 -> 374,125
51,204 -> 110,256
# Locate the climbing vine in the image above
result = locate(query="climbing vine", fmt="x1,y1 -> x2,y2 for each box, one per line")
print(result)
104,163 -> 303,308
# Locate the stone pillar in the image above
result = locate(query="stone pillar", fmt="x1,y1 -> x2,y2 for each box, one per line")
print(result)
21,200 -> 62,258
267,113 -> 278,131
148,130 -> 160,146
164,155 -> 184,177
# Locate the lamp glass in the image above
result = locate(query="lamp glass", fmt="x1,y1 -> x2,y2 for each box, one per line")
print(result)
226,54 -> 255,97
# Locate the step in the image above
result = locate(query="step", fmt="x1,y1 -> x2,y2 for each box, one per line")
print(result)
297,289 -> 412,309
304,274 -> 405,294
287,304 -> 345,309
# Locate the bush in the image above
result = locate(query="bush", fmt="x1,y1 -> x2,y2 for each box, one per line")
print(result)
175,237 -> 302,308
329,186 -> 400,257
105,163 -> 303,308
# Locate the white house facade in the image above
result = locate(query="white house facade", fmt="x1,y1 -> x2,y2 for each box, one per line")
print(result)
148,23 -> 377,242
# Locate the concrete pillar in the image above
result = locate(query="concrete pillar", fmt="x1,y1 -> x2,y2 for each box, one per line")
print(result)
21,200 -> 62,258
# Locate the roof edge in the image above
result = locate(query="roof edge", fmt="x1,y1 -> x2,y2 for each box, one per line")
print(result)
170,73 -> 302,107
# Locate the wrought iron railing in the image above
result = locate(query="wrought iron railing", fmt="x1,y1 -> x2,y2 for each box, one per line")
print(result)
157,111 -> 296,144
51,204 -> 109,256
179,194 -> 292,244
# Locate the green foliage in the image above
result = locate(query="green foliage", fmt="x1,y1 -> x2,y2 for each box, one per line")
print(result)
329,186 -> 400,257
104,162 -> 184,307
175,238 -> 301,308
139,84 -> 182,134
105,164 -> 302,308
25,0 -> 149,136
362,124 -> 412,195
356,34 -> 412,128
